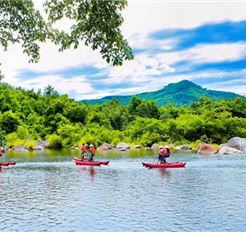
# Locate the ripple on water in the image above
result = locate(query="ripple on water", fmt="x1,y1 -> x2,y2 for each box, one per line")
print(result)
1,157 -> 246,231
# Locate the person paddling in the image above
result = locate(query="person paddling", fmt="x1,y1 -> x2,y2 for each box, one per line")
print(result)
80,143 -> 88,160
158,145 -> 171,163
88,144 -> 96,161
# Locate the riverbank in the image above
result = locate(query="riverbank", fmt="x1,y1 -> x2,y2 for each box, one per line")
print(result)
2,136 -> 246,157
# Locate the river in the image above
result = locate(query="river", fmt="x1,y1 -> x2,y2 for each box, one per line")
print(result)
1,149 -> 246,231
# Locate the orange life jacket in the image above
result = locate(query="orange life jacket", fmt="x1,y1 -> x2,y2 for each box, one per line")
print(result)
81,145 -> 88,153
89,147 -> 96,155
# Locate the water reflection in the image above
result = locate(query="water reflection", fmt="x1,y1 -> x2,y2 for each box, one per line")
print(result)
78,166 -> 97,180
159,168 -> 171,180
145,167 -> 172,180
6,148 -> 155,163
0,166 -> 15,173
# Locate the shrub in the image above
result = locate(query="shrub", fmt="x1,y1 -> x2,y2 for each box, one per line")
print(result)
24,140 -> 37,150
46,134 -> 63,149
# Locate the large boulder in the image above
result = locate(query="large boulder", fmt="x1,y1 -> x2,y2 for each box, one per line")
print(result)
37,140 -> 48,148
197,144 -> 218,155
116,142 -> 130,151
176,144 -> 192,151
219,144 -> 227,148
151,143 -> 159,150
14,145 -> 29,152
98,143 -> 112,151
218,146 -> 242,155
228,137 -> 246,151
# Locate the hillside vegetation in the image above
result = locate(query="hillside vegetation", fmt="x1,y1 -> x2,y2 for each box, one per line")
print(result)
0,82 -> 245,148
82,80 -> 240,106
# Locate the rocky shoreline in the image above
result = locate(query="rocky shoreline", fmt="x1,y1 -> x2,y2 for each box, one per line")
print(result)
96,137 -> 245,155
3,137 -> 246,155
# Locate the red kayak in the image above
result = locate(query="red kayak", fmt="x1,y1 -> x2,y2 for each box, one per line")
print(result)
74,157 -> 109,166
0,162 -> 9,167
0,162 -> 16,167
98,160 -> 109,165
8,162 -> 16,166
74,159 -> 101,166
142,162 -> 186,169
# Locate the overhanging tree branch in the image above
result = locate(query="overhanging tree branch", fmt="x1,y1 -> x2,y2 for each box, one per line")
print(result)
0,0 -> 133,67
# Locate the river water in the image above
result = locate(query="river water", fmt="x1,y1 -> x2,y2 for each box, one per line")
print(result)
1,149 -> 246,231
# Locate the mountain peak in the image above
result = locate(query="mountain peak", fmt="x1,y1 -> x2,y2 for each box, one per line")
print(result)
81,80 -> 242,106
165,80 -> 202,90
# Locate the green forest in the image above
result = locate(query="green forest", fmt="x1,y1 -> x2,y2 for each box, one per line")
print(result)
0,82 -> 245,149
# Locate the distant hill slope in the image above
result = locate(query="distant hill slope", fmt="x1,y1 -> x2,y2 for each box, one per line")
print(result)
81,80 -> 242,106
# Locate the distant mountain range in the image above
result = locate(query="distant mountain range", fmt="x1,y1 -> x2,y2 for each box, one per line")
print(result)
81,80 -> 242,106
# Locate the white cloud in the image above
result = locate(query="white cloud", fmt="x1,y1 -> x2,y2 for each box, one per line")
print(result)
127,32 -> 178,50
155,42 -> 246,66
107,55 -> 174,84
184,43 -> 246,63
11,74 -> 93,99
122,1 -> 246,37
0,42 -> 106,73
205,83 -> 246,96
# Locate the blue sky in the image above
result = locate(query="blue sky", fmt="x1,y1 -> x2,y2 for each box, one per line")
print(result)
1,1 -> 246,99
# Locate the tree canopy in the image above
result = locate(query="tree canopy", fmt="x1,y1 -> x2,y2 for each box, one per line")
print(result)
0,82 -> 246,148
0,0 -> 133,65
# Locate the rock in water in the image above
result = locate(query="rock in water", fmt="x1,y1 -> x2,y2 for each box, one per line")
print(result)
197,144 -> 218,155
218,146 -> 242,155
228,137 -> 246,151
176,144 -> 192,151
116,142 -> 130,151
